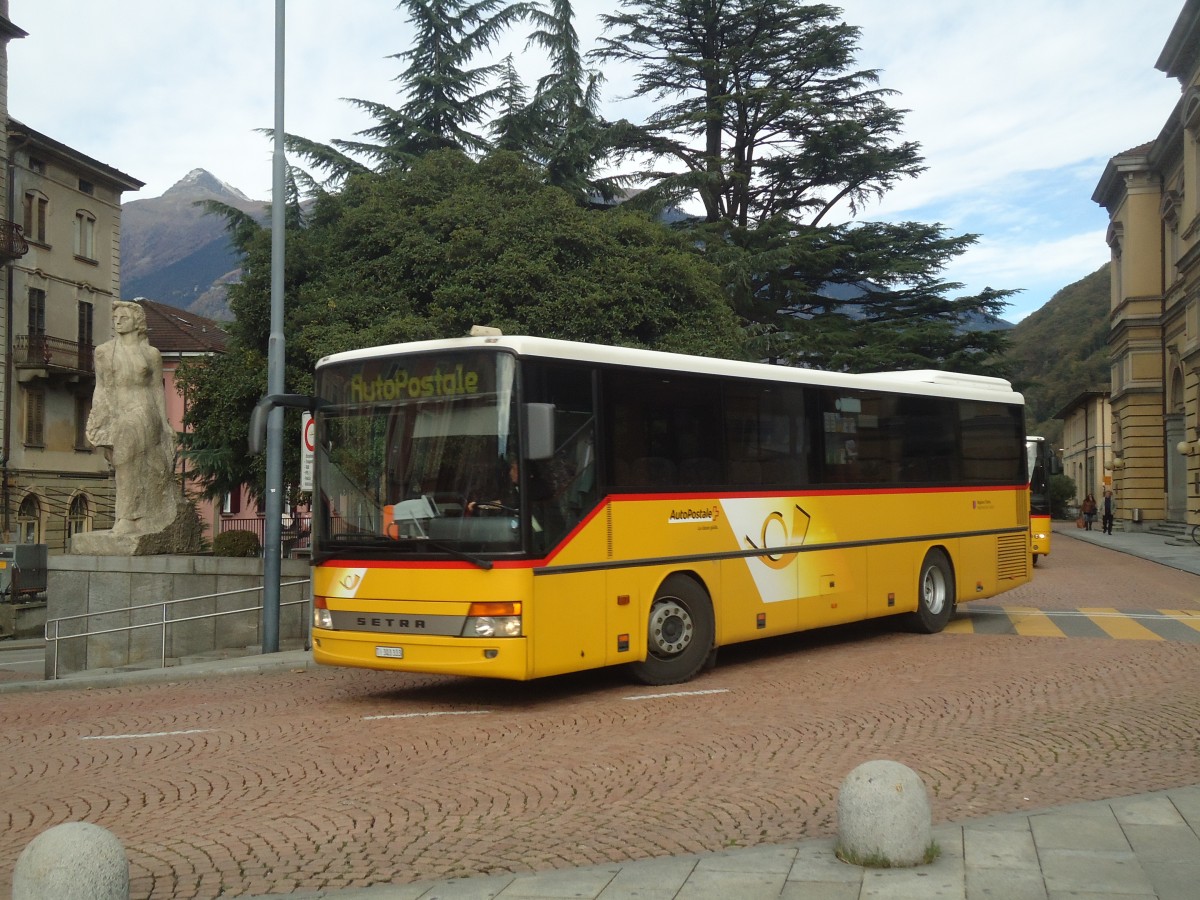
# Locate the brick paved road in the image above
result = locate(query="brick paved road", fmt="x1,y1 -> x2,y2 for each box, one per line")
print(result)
2,536 -> 1199,898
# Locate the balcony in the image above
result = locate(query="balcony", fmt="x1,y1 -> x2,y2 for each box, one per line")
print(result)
0,219 -> 29,262
14,334 -> 95,376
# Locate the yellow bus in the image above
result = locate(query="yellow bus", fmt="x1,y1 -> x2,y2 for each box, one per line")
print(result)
1025,436 -> 1053,565
292,333 -> 1031,685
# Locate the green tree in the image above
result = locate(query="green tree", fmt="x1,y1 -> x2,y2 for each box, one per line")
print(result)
178,151 -> 745,497
594,0 -> 1014,373
285,0 -> 533,188
508,0 -> 625,202
1004,264 -> 1110,443
1050,473 -> 1077,520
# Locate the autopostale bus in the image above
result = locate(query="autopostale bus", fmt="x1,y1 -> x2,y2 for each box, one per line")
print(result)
302,334 -> 1031,685
1025,435 -> 1055,564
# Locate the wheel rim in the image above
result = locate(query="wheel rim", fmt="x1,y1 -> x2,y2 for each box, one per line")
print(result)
647,598 -> 694,658
922,565 -> 947,616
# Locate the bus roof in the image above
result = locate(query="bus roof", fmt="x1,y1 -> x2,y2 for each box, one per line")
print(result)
318,334 -> 1024,406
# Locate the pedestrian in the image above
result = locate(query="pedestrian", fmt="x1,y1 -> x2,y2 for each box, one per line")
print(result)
1102,489 -> 1115,534
1081,493 -> 1098,531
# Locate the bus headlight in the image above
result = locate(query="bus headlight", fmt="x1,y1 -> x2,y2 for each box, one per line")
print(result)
467,616 -> 522,637
314,596 -> 333,630
463,601 -> 522,638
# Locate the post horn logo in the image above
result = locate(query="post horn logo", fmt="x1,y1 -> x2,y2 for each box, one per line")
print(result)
744,504 -> 812,570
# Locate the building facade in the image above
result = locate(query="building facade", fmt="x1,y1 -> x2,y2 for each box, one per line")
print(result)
0,5 -> 28,542
139,298 -> 233,542
0,3 -> 142,552
4,122 -> 142,549
1093,0 -> 1200,530
1054,391 -> 1113,513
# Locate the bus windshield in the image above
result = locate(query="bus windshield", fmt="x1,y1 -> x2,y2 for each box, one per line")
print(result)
313,350 -> 523,558
1026,437 -> 1050,510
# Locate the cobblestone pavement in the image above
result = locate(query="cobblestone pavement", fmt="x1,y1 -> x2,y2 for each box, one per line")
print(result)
2,535 -> 1199,898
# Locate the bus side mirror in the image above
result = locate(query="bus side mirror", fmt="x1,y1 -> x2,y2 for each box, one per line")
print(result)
523,403 -> 555,461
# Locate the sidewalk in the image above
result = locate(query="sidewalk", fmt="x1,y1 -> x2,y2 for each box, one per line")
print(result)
242,784 -> 1200,899
1059,519 -> 1200,576
4,523 -> 1200,899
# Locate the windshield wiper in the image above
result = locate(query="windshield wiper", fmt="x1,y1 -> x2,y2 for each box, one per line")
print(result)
421,539 -> 493,571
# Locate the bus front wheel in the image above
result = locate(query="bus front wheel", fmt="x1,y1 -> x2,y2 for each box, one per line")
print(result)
629,575 -> 715,686
909,548 -> 955,634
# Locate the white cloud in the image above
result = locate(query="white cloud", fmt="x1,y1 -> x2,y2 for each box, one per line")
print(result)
942,230 -> 1110,322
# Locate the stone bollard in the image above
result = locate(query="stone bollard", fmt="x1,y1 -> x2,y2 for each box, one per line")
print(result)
12,821 -> 129,900
836,759 -> 932,867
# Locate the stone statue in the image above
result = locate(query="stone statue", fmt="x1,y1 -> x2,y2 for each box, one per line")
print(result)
71,300 -> 202,555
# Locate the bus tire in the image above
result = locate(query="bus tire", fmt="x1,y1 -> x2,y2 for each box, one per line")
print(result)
1032,553 -> 1040,566
908,548 -> 955,634
629,575 -> 715,686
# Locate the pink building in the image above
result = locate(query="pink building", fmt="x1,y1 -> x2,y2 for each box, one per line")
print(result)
138,298 -> 244,542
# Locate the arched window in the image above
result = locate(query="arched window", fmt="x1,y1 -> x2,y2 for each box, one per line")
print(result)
1170,366 -> 1185,415
74,209 -> 96,260
68,494 -> 90,539
17,494 -> 41,544
22,190 -> 48,243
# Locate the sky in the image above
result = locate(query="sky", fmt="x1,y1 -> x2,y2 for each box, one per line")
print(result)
9,1 -> 1190,322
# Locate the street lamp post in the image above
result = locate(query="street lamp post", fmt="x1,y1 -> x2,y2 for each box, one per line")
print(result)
262,0 -> 287,653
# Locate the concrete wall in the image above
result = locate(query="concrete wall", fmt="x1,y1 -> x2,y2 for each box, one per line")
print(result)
45,556 -> 310,677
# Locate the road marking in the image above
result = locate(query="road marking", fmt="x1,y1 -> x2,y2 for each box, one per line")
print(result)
947,607 -> 1200,642
624,689 -> 730,701
1079,607 -> 1163,641
83,729 -> 210,740
1161,610 -> 1200,632
1006,607 -> 1067,638
362,711 -> 491,721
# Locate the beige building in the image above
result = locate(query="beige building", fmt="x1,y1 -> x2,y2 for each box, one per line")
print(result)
1054,391 -> 1114,512
4,122 -> 143,549
1,2 -> 144,549
1093,0 -> 1200,530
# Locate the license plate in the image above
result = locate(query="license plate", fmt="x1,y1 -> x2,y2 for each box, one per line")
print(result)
375,646 -> 404,659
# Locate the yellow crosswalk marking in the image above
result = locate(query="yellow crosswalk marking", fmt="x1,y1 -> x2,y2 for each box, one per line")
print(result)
1077,607 -> 1163,641
1004,607 -> 1067,638
944,607 -> 1200,641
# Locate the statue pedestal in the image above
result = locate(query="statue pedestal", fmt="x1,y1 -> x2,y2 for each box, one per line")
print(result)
46,555 -> 311,677
71,500 -> 205,556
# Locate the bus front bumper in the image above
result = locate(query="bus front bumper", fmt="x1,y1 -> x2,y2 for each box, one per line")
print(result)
311,629 -> 530,680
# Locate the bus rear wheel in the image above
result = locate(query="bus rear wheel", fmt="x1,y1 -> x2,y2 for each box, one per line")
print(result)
629,575 -> 715,686
908,548 -> 955,634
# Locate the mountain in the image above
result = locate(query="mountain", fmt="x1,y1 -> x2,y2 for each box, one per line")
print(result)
1003,264 -> 1110,442
121,169 -> 265,320
807,280 -> 1014,331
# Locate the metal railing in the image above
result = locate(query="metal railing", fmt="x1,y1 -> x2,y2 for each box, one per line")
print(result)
0,218 -> 29,261
13,334 -> 95,374
44,579 -> 310,680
